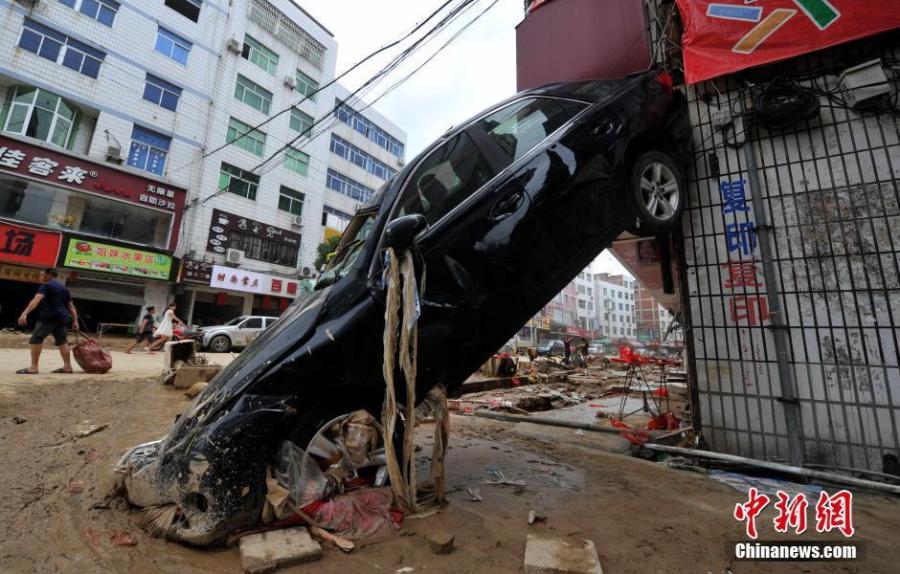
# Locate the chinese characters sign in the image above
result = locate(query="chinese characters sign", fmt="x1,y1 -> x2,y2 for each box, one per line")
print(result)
0,222 -> 62,267
62,238 -> 173,280
206,209 -> 300,255
180,258 -> 213,285
675,1 -> 900,83
717,179 -> 770,326
0,264 -> 43,283
209,265 -> 299,298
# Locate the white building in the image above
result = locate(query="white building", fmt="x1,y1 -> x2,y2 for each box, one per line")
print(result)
593,273 -> 636,340
0,0 -> 405,328
573,269 -> 595,333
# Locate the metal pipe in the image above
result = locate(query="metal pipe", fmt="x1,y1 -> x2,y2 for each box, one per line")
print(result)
739,101 -> 805,467
644,443 -> 900,495
473,410 -> 627,434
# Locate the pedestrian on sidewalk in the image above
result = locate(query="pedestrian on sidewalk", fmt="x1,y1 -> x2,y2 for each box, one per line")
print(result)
563,336 -> 573,364
16,269 -> 79,374
149,303 -> 182,351
125,306 -> 156,354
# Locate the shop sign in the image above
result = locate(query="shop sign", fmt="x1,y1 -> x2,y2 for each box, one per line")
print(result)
676,0 -> 900,83
0,221 -> 62,267
0,135 -> 186,213
181,258 -> 213,284
206,209 -> 301,255
210,265 -> 299,298
0,264 -> 43,283
62,238 -> 172,280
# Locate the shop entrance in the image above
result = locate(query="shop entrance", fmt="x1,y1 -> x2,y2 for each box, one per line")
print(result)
0,278 -> 42,328
251,295 -> 289,317
192,291 -> 244,326
66,278 -> 145,332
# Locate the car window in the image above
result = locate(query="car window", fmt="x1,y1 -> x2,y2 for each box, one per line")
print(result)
396,131 -> 495,225
477,97 -> 586,165
242,317 -> 263,329
264,318 -> 276,328
226,316 -> 246,326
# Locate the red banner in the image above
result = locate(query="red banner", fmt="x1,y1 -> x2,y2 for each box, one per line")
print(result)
0,221 -> 62,268
676,1 -> 900,83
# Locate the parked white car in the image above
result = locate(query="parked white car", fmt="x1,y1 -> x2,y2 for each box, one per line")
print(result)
201,316 -> 277,352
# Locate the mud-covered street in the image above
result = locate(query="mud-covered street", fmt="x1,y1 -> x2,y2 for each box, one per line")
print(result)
1,344 -> 899,574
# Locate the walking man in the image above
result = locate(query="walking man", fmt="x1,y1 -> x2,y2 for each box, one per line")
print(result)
16,268 -> 79,374
125,306 -> 156,354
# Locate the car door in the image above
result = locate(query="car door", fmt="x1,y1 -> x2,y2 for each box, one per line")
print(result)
390,96 -> 587,388
238,317 -> 263,346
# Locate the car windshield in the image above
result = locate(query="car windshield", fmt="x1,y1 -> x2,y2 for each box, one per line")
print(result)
225,316 -> 246,326
314,205 -> 380,290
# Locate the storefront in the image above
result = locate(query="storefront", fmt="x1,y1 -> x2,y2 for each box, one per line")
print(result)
0,221 -> 62,327
177,260 -> 302,326
59,235 -> 175,330
0,134 -> 186,328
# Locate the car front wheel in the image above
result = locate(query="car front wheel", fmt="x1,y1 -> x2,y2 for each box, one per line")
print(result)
630,151 -> 684,232
208,335 -> 231,353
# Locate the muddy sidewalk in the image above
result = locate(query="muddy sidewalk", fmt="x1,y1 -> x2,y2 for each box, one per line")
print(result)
1,372 -> 899,573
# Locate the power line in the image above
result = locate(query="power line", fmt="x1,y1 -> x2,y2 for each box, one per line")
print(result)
194,0 -> 488,208
166,0 -> 461,177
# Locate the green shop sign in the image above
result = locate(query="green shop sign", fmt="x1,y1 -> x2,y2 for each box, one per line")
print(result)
63,238 -> 172,280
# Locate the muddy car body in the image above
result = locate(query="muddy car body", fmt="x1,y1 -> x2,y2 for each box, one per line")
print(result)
120,70 -> 690,545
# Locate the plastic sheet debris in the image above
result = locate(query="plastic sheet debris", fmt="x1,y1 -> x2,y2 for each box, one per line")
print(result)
300,487 -> 400,539
708,470 -> 824,499
466,486 -> 483,502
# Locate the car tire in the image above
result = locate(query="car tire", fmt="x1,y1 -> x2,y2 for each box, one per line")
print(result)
209,335 -> 231,353
629,151 -> 684,233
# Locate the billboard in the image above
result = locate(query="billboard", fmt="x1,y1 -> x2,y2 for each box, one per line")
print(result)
676,1 -> 900,83
62,238 -> 172,280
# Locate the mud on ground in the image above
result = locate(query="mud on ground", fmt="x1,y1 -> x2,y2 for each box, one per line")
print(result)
1,368 -> 899,573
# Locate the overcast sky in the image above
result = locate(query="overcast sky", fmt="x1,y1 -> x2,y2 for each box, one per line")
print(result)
299,0 -> 631,278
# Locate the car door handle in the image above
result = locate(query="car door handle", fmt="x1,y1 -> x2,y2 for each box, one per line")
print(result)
490,191 -> 524,220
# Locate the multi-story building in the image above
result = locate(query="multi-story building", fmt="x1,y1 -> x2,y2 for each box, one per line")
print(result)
593,273 -> 635,341
573,270 -> 595,336
635,283 -> 682,344
0,0 -> 405,329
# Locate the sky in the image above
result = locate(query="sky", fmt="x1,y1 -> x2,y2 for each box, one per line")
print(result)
298,0 -> 631,277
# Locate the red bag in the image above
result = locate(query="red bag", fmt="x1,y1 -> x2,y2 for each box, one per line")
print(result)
72,331 -> 113,374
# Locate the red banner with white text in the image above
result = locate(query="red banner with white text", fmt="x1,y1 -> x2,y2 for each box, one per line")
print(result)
675,0 -> 900,83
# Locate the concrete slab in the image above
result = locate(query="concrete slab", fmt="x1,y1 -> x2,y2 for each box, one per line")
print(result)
239,527 -> 322,574
524,534 -> 603,574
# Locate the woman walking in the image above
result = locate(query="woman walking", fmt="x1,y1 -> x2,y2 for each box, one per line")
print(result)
149,303 -> 182,351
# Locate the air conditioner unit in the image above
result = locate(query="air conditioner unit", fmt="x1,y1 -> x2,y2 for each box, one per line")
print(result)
396,157 -> 405,167
226,38 -> 242,54
290,214 -> 303,227
284,75 -> 296,89
299,266 -> 312,278
225,248 -> 244,265
106,144 -> 122,163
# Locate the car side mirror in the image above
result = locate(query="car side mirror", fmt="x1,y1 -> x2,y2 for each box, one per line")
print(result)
383,214 -> 427,251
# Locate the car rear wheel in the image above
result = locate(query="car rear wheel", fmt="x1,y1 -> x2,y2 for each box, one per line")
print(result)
629,151 -> 684,233
208,335 -> 231,353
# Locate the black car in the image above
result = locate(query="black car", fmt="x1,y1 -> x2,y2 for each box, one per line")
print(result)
536,340 -> 565,356
119,69 -> 690,545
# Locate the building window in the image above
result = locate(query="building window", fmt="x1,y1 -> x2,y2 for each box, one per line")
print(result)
289,108 -> 313,136
321,205 -> 351,231
0,173 -> 173,249
155,26 -> 192,65
218,163 -> 259,200
326,169 -> 374,203
330,135 -> 396,181
295,70 -> 318,101
234,75 -> 272,115
164,0 -> 201,22
143,74 -> 182,111
248,0 -> 325,70
283,148 -> 309,176
242,34 -> 278,75
334,100 -> 405,158
3,86 -> 77,148
128,126 -> 170,175
58,0 -> 120,27
226,117 -> 266,156
278,186 -> 304,215
19,19 -> 105,78
228,231 -> 297,266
